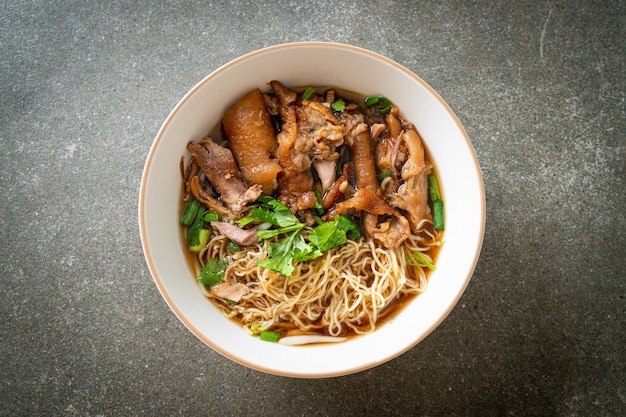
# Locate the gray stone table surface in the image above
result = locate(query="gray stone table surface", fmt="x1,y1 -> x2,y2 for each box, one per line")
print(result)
1,1 -> 624,416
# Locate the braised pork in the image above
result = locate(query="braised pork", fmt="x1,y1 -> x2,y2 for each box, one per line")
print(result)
210,221 -> 259,246
376,124 -> 430,232
326,124 -> 410,248
222,88 -> 283,195
271,81 -> 347,211
187,139 -> 262,216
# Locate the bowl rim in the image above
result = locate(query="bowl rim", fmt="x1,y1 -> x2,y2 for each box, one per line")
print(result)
138,41 -> 486,378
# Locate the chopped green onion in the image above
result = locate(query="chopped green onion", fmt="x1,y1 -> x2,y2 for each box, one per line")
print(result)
197,258 -> 228,287
300,87 -> 315,100
427,173 -> 444,230
259,331 -> 281,342
406,251 -> 436,271
330,99 -> 346,112
180,199 -> 201,226
432,199 -> 444,230
427,173 -> 441,202
203,211 -> 219,223
187,210 -> 205,248
189,228 -> 210,252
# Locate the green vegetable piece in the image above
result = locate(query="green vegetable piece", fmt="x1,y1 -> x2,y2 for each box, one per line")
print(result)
336,215 -> 361,240
203,211 -> 219,223
258,230 -> 301,276
432,199 -> 444,230
189,228 -> 211,252
312,189 -> 324,215
308,221 -> 343,251
365,95 -> 394,114
309,215 -> 361,251
377,170 -> 392,180
330,99 -> 346,112
198,258 -> 228,287
257,227 -> 323,276
235,213 -> 259,227
237,196 -> 300,228
259,331 -> 280,342
292,233 -> 323,261
427,173 -> 441,202
427,173 -> 444,230
227,240 -> 240,253
187,210 -> 205,247
406,251 -> 436,271
180,199 -> 201,226
257,224 -> 304,240
364,96 -> 379,107
259,196 -> 300,227
300,87 -> 315,100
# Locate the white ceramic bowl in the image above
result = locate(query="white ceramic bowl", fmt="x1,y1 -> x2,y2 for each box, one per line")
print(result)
139,42 -> 485,378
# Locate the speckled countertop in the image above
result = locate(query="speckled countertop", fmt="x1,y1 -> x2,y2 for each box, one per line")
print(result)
1,1 -> 624,416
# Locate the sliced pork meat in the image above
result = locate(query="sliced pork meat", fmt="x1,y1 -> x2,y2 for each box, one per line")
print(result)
274,106 -> 316,211
181,156 -> 201,200
210,221 -> 259,246
187,139 -> 262,215
276,105 -> 301,170
188,176 -> 230,217
385,108 -> 403,139
211,281 -> 250,303
349,128 -> 378,191
370,123 -> 386,140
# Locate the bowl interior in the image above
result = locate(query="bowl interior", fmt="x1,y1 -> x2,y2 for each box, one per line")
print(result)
139,42 -> 485,377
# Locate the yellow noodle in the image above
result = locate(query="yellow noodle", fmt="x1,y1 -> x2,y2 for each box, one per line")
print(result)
195,219 -> 441,337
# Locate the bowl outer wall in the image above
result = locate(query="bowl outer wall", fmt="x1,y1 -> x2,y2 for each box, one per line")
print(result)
138,42 -> 485,378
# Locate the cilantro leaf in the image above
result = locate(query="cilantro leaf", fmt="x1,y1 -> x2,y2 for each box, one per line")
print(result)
335,215 -> 361,240
237,197 -> 359,276
198,258 -> 228,287
330,99 -> 346,112
236,196 -> 300,228
292,234 -> 323,261
258,230 -> 301,276
308,215 -> 360,251
257,229 -> 323,276
365,95 -> 394,114
258,196 -> 300,227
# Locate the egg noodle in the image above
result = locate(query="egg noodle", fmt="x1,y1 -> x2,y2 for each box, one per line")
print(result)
195,217 -> 440,337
